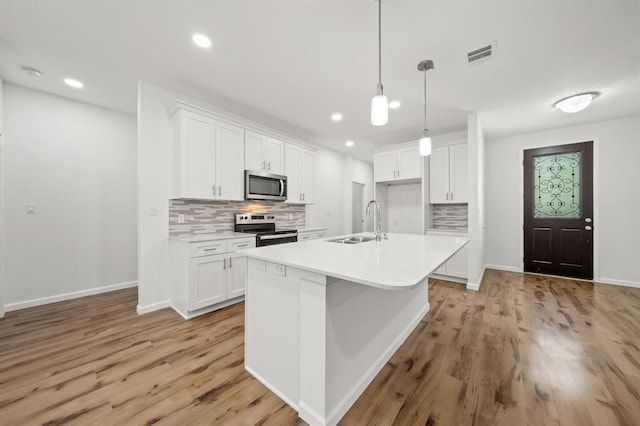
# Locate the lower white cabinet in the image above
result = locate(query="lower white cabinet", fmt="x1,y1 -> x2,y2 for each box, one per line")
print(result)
427,230 -> 468,280
171,236 -> 256,318
297,229 -> 327,242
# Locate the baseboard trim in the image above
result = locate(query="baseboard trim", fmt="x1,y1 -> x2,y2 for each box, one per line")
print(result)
596,277 -> 640,289
136,300 -> 171,315
5,281 -> 138,312
485,264 -> 521,273
245,365 -> 300,412
324,302 -> 431,426
466,266 -> 486,291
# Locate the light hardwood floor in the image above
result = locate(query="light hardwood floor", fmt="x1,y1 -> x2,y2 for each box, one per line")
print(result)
1,270 -> 639,425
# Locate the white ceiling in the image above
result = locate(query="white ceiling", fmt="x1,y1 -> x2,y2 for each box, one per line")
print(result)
1,0 -> 639,161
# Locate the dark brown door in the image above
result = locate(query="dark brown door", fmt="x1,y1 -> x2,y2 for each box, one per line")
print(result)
524,141 -> 593,280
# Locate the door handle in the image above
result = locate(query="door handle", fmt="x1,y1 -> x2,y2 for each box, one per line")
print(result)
585,226 -> 592,231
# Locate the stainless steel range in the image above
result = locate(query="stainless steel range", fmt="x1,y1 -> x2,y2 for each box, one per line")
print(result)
234,214 -> 298,247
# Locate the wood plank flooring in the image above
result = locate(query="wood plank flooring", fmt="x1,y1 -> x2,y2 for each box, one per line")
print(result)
1,269 -> 639,425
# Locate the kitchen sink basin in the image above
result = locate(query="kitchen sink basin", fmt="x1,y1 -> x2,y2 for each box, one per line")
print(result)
327,235 -> 377,244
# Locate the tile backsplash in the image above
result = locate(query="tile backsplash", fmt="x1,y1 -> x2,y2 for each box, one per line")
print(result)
169,200 -> 306,236
432,204 -> 468,230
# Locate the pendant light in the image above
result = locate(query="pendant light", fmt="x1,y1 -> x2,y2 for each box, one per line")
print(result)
417,60 -> 434,156
371,0 -> 388,126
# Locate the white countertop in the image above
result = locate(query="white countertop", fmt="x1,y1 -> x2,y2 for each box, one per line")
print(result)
169,231 -> 255,242
240,232 -> 469,290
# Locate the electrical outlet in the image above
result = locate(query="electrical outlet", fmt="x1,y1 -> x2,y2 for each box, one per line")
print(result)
273,263 -> 286,276
178,214 -> 185,224
26,203 -> 37,214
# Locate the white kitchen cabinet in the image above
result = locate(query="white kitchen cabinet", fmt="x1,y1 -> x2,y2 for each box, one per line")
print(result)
171,236 -> 256,318
373,144 -> 421,183
427,230 -> 468,280
169,106 -> 245,201
285,143 -> 314,204
245,131 -> 285,175
297,228 -> 328,241
429,143 -> 468,204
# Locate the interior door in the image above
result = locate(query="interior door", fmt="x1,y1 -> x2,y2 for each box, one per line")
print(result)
524,141 -> 593,280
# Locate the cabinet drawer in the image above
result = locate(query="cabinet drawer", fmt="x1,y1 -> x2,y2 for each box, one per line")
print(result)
298,232 -> 313,241
313,232 -> 326,239
189,240 -> 227,257
228,238 -> 256,251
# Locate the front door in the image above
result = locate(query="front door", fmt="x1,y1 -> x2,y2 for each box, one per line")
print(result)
523,141 -> 593,280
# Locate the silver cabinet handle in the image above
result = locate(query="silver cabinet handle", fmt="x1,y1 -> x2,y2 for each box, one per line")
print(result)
585,226 -> 592,231
203,248 -> 219,252
302,193 -> 305,201
268,162 -> 271,170
451,192 -> 453,201
262,160 -> 266,170
236,243 -> 249,248
446,192 -> 449,201
212,186 -> 216,195
397,170 -> 400,178
218,186 -> 221,196
229,257 -> 233,268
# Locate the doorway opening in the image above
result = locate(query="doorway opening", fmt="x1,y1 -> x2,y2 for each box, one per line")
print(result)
352,182 -> 365,233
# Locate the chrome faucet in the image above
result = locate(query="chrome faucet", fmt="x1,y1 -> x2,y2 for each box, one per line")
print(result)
366,200 -> 385,241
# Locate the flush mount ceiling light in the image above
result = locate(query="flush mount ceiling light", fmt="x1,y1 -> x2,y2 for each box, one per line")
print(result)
64,78 -> 84,89
331,113 -> 343,122
389,100 -> 401,109
553,92 -> 600,113
417,60 -> 434,157
192,33 -> 212,49
345,140 -> 355,147
370,0 -> 388,126
20,65 -> 42,77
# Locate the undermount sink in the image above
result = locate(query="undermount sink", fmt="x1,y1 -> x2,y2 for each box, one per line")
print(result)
327,235 -> 377,244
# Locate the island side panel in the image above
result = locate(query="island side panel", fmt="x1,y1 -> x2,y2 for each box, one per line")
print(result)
324,278 -> 429,423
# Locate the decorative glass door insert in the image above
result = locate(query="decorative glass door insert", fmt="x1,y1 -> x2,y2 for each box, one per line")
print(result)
533,152 -> 581,218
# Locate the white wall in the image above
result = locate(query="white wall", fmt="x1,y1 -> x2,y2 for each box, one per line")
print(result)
0,76 -> 5,317
485,115 -> 640,287
3,84 -> 137,310
387,184 -> 422,234
467,113 -> 486,290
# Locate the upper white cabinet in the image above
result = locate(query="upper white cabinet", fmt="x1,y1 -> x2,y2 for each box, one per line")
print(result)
285,143 -> 315,204
374,145 -> 421,183
245,131 -> 285,175
169,106 -> 244,201
430,143 -> 468,204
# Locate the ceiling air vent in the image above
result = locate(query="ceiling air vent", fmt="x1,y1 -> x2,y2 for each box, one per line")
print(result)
467,41 -> 496,64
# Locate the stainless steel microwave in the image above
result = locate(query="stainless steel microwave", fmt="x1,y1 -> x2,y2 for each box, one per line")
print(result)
245,170 -> 287,201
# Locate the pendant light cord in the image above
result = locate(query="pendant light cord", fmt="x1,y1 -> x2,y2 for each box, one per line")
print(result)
423,69 -> 427,131
378,0 -> 382,91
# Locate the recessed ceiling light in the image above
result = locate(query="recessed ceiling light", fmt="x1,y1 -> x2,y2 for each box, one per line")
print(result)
20,65 -> 42,77
331,113 -> 343,122
64,78 -> 84,89
345,140 -> 355,147
553,92 -> 600,113
389,100 -> 401,109
192,33 -> 212,49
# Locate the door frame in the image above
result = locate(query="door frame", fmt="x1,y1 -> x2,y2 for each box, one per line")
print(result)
517,137 -> 600,281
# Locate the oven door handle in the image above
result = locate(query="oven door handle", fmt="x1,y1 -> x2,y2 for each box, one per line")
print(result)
279,179 -> 285,197
259,233 -> 297,240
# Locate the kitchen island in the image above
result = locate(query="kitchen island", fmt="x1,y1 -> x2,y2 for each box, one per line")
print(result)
240,232 -> 469,426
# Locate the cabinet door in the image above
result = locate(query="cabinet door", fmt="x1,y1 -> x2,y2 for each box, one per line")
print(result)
396,145 -> 421,180
429,146 -> 450,203
285,144 -> 301,203
189,254 -> 227,310
178,111 -> 216,199
298,231 -> 314,241
245,131 -> 265,171
449,143 -> 468,203
216,122 -> 245,201
446,245 -> 468,279
374,151 -> 397,182
265,137 -> 285,174
300,149 -> 314,203
227,253 -> 247,298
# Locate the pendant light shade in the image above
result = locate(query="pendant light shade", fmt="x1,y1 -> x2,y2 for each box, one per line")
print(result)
371,0 -> 388,126
419,133 -> 432,156
417,59 -> 434,156
371,92 -> 389,126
